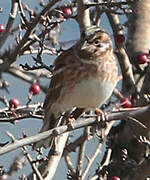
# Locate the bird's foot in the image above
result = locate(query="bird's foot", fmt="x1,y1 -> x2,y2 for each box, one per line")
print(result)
95,108 -> 104,116
67,117 -> 75,130
95,108 -> 109,140
95,108 -> 108,128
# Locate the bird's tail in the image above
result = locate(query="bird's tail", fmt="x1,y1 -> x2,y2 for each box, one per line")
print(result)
33,108 -> 84,149
33,112 -> 58,149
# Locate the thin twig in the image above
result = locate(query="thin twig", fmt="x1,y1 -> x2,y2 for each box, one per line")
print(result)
101,148 -> 112,168
0,103 -> 44,123
0,0 -> 61,72
0,0 -> 18,49
64,154 -> 76,174
18,0 -> 29,26
76,127 -> 89,176
81,121 -> 114,180
86,1 -> 134,8
22,146 -> 44,180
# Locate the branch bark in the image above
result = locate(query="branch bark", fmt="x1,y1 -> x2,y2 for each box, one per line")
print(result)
77,0 -> 91,32
42,132 -> 69,180
0,0 -> 18,49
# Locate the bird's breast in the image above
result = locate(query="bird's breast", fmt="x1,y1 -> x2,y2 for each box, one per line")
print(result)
58,75 -> 116,112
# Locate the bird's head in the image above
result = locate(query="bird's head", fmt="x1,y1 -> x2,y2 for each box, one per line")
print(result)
78,26 -> 113,60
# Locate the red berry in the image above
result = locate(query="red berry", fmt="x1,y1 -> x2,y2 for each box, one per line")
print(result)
137,54 -> 148,64
62,7 -> 72,17
0,24 -> 6,33
9,98 -> 20,109
29,83 -> 41,95
115,34 -> 125,44
111,176 -> 121,180
121,98 -> 132,108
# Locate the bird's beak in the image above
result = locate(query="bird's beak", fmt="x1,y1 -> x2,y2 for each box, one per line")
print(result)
98,42 -> 110,52
99,42 -> 109,48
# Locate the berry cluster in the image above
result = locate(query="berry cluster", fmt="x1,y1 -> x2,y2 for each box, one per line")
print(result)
115,33 -> 149,65
62,7 -> 72,18
115,34 -> 125,44
29,83 -> 41,95
136,54 -> 149,64
9,83 -> 41,109
121,97 -> 132,108
111,176 -> 121,180
0,24 -> 5,33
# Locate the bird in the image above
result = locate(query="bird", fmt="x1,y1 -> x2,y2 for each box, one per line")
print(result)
34,26 -> 119,149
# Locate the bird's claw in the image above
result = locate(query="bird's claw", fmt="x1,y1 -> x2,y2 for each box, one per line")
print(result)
67,117 -> 75,130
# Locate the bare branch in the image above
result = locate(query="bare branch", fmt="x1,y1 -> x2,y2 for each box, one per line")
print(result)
42,132 -> 69,180
65,154 -> 76,174
0,0 -> 18,49
76,127 -> 89,176
0,103 -> 43,123
81,121 -> 114,180
106,11 -> 135,94
86,1 -> 134,8
0,0 -> 61,72
22,146 -> 44,180
0,105 -> 150,155
77,0 -> 91,31
64,134 -> 87,154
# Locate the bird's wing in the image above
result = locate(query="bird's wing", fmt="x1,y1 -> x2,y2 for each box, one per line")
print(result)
43,47 -> 73,111
33,48 -> 74,149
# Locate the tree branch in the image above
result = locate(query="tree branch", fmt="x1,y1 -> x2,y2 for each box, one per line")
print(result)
0,0 -> 18,49
0,0 -> 61,72
81,121 -> 114,180
77,0 -> 91,31
42,132 -> 69,180
0,105 -> 150,155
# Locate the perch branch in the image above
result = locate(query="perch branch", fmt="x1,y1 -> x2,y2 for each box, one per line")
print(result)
0,105 -> 149,155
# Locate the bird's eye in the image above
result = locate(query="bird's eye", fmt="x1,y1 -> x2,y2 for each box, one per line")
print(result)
94,40 -> 100,45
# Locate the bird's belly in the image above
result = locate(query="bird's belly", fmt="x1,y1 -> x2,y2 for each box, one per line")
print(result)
59,76 -> 115,111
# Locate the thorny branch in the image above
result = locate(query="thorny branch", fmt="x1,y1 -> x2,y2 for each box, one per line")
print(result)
22,146 -> 44,180
0,103 -> 44,123
0,105 -> 149,155
0,0 -> 61,72
6,131 -> 44,179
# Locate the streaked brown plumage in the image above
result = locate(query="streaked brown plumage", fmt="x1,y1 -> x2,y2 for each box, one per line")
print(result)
34,26 -> 119,148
